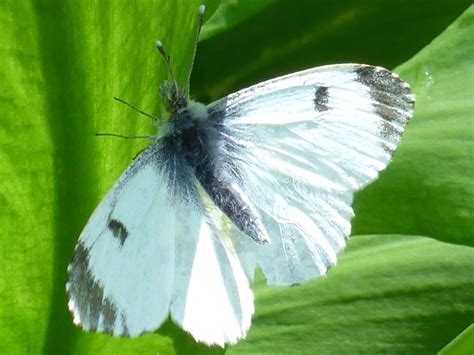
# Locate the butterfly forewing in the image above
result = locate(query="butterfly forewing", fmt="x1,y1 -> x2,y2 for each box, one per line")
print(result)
209,64 -> 414,285
67,144 -> 253,345
67,146 -> 175,336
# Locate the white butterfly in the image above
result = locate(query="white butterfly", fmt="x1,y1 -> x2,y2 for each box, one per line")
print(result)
66,5 -> 414,347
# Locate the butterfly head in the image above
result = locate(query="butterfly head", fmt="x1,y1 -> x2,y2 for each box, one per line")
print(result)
159,80 -> 187,117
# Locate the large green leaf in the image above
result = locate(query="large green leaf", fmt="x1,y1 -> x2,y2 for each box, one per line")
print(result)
1,1 -> 472,355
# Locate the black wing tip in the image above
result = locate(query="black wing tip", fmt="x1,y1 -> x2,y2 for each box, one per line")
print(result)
354,65 -> 415,152
355,65 -> 415,109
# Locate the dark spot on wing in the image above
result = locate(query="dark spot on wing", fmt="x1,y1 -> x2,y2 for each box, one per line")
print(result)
355,66 -> 415,153
314,86 -> 330,112
67,241 -> 128,335
108,219 -> 128,246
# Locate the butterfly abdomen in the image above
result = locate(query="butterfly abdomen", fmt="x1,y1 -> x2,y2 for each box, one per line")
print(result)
195,163 -> 270,244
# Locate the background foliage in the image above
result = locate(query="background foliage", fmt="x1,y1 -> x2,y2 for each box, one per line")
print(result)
0,0 -> 472,354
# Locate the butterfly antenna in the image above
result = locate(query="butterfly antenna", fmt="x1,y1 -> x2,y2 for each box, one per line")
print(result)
155,40 -> 179,96
155,5 -> 205,95
113,97 -> 158,123
186,5 -> 206,90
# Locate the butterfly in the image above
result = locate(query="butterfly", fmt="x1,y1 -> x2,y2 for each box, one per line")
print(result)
66,4 -> 415,347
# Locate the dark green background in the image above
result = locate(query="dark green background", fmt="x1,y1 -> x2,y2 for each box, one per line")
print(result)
0,0 -> 472,354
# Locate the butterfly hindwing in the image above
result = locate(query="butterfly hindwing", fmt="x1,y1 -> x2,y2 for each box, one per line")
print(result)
170,193 -> 254,346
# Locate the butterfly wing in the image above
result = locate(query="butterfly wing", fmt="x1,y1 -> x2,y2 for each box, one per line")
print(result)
170,186 -> 254,346
208,64 -> 415,285
171,193 -> 254,346
67,145 -> 174,336
67,144 -> 253,345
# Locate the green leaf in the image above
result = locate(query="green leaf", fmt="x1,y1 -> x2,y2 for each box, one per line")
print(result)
0,1 -> 219,354
230,235 -> 474,354
1,1 -> 472,354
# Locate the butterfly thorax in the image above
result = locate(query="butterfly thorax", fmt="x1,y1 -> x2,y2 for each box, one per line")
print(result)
161,98 -> 215,168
